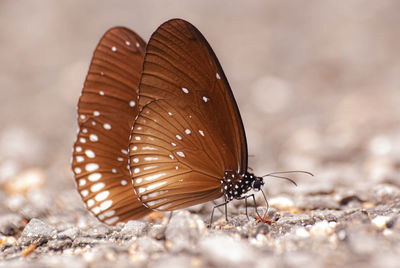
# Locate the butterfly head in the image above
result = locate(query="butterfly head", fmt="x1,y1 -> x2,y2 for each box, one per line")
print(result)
251,175 -> 264,191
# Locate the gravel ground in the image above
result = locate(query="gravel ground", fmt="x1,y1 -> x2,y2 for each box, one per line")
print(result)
1,1 -> 400,267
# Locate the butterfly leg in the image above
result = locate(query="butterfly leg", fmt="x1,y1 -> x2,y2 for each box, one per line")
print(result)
250,194 -> 263,220
237,194 -> 263,220
209,200 -> 229,227
235,195 -> 251,220
212,200 -> 225,215
157,211 -> 174,240
166,211 -> 173,225
224,202 -> 228,221
241,196 -> 250,220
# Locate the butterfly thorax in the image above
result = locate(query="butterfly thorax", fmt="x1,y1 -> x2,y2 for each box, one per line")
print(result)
222,171 -> 264,201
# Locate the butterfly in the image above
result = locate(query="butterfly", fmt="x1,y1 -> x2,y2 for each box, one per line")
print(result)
72,19 -> 279,226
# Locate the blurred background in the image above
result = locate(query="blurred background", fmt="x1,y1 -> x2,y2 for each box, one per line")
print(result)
0,0 -> 399,208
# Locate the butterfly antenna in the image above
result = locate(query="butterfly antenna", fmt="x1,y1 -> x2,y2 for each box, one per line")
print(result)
266,174 -> 298,186
262,170 -> 314,177
261,170 -> 314,186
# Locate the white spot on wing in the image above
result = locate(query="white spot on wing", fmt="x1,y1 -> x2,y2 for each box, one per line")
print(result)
111,46 -> 117,52
199,130 -> 205,136
105,216 -> 119,224
85,163 -> 99,172
92,206 -> 101,214
91,182 -> 105,192
90,134 -> 98,142
139,187 -> 146,193
81,190 -> 89,197
95,191 -> 109,201
88,173 -> 102,181
144,156 -> 158,161
100,200 -> 113,210
121,180 -> 127,185
203,96 -> 209,103
121,149 -> 128,155
99,91 -> 104,96
74,167 -> 82,174
85,149 -> 95,158
125,41 -> 131,46
146,181 -> 167,191
185,129 -> 191,134
103,210 -> 115,217
93,111 -> 100,116
79,137 -> 86,143
103,123 -> 111,130
181,87 -> 189,94
76,156 -> 84,163
142,146 -> 156,150
75,146 -> 82,152
177,151 -> 185,158
129,100 -> 136,107
176,135 -> 182,140
87,199 -> 94,207
78,178 -> 86,186
111,168 -> 117,174
216,73 -> 221,79
143,166 -> 156,171
147,198 -> 168,207
145,173 -> 166,181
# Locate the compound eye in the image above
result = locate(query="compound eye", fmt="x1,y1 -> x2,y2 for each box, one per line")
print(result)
253,179 -> 262,190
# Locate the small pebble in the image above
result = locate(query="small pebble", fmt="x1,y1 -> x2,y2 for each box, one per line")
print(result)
200,234 -> 255,267
371,216 -> 391,229
165,211 -> 206,253
120,221 -> 147,237
309,220 -> 335,236
18,218 -> 56,246
57,227 -> 80,240
295,227 -> 310,238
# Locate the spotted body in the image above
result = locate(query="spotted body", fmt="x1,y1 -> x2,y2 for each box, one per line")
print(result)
222,171 -> 262,201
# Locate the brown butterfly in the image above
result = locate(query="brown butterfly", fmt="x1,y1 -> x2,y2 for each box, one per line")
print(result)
72,19 -> 304,226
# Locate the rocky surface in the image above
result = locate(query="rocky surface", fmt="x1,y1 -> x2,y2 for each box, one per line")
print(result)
1,1 -> 400,268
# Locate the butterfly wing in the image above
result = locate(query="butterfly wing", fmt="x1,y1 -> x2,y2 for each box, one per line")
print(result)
72,27 -> 153,225
129,19 -> 247,211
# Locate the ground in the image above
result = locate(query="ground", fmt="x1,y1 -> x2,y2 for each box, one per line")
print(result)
0,1 -> 400,267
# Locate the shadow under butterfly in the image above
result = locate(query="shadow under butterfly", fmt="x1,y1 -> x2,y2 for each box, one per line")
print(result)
72,19 -> 308,226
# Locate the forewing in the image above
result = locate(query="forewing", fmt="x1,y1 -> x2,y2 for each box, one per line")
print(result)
72,27 -> 152,225
128,19 -> 249,211
138,19 -> 248,173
